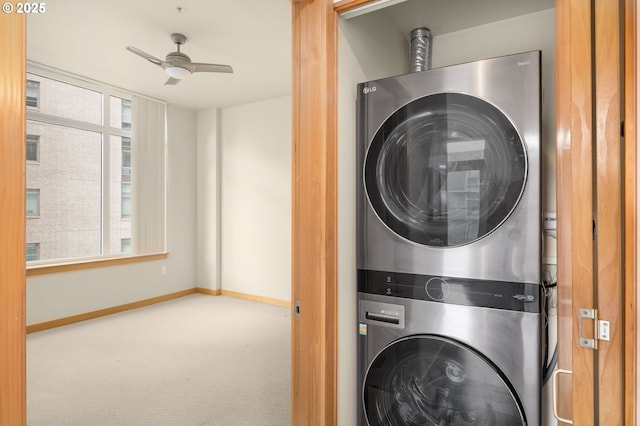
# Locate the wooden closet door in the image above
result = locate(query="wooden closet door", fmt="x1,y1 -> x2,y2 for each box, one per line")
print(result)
555,0 -> 595,424
555,0 -> 635,423
594,0 -> 624,423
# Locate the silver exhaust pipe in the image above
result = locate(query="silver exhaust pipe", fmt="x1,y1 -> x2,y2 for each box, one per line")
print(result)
410,27 -> 433,72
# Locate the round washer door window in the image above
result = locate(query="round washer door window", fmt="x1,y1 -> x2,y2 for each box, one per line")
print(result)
364,93 -> 527,247
363,335 -> 526,426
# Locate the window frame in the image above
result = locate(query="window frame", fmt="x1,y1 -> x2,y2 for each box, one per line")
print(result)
25,62 -> 165,267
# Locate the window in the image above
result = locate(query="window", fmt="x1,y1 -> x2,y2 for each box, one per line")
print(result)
121,183 -> 131,218
122,99 -> 132,130
26,65 -> 166,264
26,189 -> 40,216
122,137 -> 131,183
26,243 -> 40,261
121,238 -> 131,254
26,79 -> 39,108
26,134 -> 40,162
109,96 -> 131,130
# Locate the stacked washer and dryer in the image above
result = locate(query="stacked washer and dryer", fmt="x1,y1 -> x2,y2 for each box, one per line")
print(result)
356,50 -> 543,425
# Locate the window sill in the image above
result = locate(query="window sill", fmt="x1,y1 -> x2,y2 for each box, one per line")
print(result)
26,252 -> 169,276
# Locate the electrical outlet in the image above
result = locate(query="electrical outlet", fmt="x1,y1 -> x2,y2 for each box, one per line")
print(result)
161,266 -> 167,275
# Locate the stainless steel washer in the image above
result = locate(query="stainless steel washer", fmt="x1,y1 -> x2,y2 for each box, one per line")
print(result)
357,276 -> 542,425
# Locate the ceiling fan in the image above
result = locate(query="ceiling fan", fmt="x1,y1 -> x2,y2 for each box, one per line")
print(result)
126,33 -> 233,85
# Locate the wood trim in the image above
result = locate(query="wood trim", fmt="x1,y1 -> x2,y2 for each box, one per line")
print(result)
556,0 -> 596,424
26,253 -> 169,276
333,0 -> 375,13
291,0 -> 338,424
195,287 -> 222,297
594,0 -> 623,423
26,288 -> 196,334
0,11 -> 26,426
26,288 -> 289,334
555,0 -> 574,422
220,290 -> 291,307
624,0 -> 638,422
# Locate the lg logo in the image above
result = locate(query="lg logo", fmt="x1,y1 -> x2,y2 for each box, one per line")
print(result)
362,86 -> 377,95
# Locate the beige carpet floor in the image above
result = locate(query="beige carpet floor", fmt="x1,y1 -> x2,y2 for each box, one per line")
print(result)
27,294 -> 291,426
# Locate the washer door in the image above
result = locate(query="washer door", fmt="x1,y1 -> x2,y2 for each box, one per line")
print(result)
364,93 -> 526,247
363,335 -> 526,426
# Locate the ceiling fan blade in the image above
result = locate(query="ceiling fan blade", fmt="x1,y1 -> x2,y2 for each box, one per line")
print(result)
192,63 -> 234,74
126,46 -> 164,66
165,77 -> 181,85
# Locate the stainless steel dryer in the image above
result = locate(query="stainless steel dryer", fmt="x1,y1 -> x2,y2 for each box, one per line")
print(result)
356,51 -> 541,284
357,279 -> 542,425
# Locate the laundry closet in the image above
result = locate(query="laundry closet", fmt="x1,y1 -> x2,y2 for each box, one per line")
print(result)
333,1 -> 556,425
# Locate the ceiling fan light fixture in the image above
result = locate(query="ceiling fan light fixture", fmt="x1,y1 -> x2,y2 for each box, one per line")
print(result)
127,33 -> 233,86
165,66 -> 191,79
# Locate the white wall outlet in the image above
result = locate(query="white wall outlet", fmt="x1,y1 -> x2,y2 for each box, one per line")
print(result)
161,266 -> 167,275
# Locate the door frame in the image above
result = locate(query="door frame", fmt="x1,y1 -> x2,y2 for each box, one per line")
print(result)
624,0 -> 638,423
0,1 -> 636,425
290,1 -> 338,424
0,11 -> 27,426
291,0 -> 637,424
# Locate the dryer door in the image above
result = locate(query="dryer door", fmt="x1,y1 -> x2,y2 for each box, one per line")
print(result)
364,93 -> 526,247
363,335 -> 526,426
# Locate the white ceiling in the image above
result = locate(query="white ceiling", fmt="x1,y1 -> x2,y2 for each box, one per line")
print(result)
26,0 -> 554,111
349,0 -> 554,37
27,0 -> 292,111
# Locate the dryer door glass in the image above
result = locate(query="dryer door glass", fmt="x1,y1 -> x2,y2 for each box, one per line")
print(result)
364,93 -> 526,247
363,335 -> 526,426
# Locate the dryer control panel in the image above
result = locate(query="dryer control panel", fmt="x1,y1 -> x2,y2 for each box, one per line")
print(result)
358,269 -> 541,313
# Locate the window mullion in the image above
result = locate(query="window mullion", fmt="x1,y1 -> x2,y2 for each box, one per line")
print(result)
102,93 -> 111,256
26,110 -> 105,134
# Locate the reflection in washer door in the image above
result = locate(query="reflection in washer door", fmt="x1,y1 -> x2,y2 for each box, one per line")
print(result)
363,335 -> 525,426
364,93 -> 526,247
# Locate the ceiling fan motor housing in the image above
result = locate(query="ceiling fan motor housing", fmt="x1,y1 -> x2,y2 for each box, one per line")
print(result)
166,51 -> 191,64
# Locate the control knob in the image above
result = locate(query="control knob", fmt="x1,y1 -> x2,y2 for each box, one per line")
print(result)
425,277 -> 449,301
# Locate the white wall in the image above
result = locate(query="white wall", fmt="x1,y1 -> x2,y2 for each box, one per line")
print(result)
219,96 -> 292,302
28,93 -> 292,324
196,108 -> 221,291
27,104 -> 198,325
337,9 -> 555,426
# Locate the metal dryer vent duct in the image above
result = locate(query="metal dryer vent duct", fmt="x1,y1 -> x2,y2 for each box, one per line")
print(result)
410,27 -> 433,72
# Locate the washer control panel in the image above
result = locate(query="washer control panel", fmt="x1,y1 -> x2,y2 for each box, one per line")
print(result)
425,277 -> 450,301
358,269 -> 541,313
